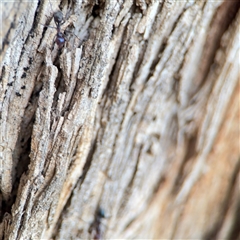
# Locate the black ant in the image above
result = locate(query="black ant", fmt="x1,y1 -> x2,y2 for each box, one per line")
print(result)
42,0 -> 79,49
89,208 -> 106,240
52,10 -> 65,48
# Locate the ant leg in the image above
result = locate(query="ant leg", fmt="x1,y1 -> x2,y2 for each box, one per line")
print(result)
64,30 -> 80,41
40,23 -> 57,30
64,7 -> 72,24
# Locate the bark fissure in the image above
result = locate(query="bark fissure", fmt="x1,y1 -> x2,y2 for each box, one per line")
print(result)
203,158 -> 240,240
0,0 -> 239,239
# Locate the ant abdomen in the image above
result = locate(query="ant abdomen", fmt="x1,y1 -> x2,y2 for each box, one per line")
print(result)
56,32 -> 65,49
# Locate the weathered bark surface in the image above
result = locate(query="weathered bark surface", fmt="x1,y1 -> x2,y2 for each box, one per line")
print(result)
0,0 -> 239,239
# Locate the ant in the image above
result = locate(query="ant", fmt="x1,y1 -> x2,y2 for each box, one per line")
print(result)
42,0 -> 80,49
52,10 -> 65,48
89,208 -> 106,240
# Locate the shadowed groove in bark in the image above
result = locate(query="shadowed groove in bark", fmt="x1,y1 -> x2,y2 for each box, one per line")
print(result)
80,135 -> 99,184
227,197 -> 240,240
146,2 -> 186,84
0,1 -> 239,239
1,16 -> 17,55
172,135 -> 198,195
91,0 -> 106,18
24,0 -> 41,48
193,0 -> 240,95
0,76 -> 43,220
203,158 -> 240,240
118,144 -> 142,213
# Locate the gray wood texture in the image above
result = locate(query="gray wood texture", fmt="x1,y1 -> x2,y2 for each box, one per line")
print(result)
0,0 -> 239,239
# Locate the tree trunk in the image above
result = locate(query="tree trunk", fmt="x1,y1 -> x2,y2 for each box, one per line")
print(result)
0,0 -> 239,239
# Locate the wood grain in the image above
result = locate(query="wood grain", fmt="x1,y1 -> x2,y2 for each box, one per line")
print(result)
0,0 -> 239,239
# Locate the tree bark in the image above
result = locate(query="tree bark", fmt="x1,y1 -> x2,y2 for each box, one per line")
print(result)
0,0 -> 239,239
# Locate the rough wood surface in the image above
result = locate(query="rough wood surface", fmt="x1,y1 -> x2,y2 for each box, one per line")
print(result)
0,0 -> 239,239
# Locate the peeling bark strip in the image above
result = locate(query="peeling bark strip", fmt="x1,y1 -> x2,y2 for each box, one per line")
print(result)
0,0 -> 239,239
